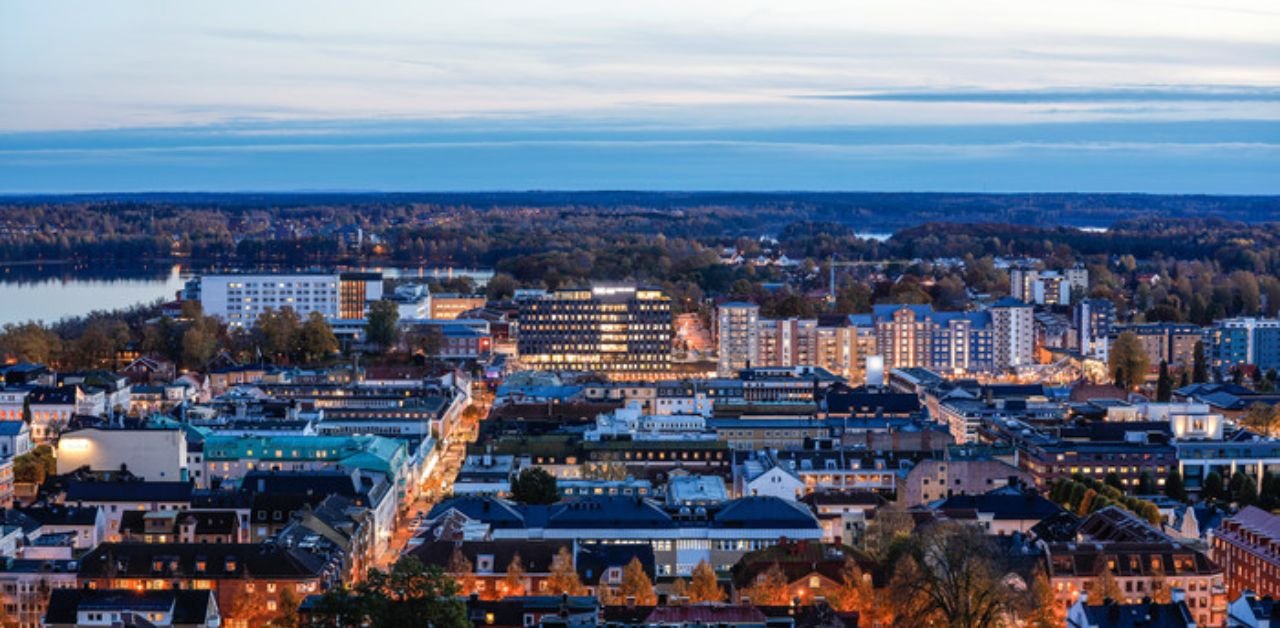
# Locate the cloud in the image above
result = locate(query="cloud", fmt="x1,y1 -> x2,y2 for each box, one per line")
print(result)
806,86 -> 1280,104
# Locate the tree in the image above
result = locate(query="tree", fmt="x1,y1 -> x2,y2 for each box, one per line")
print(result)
741,562 -> 790,606
309,556 -> 466,628
296,311 -> 339,364
688,560 -> 724,603
1242,403 -> 1280,437
254,307 -> 302,360
1091,568 -> 1123,604
833,557 -> 888,625
1137,471 -> 1157,495
13,445 -> 56,484
1109,331 -> 1150,390
486,273 -> 519,301
888,523 -> 1015,628
1156,361 -> 1172,402
270,588 -> 300,628
510,467 -> 559,505
863,501 -> 915,563
181,320 -> 220,369
1193,340 -> 1208,383
1164,469 -> 1186,502
670,578 -> 689,601
546,546 -> 586,596
618,557 -> 657,605
366,300 -> 400,351
1202,471 -> 1224,502
503,553 -> 527,597
1023,568 -> 1059,628
448,547 -> 477,597
1104,473 -> 1124,492
1238,475 -> 1260,507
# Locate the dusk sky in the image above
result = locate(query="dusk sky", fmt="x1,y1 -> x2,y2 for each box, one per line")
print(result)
2,0 -> 1278,193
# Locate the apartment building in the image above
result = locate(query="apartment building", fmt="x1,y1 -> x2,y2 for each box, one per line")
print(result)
196,271 -> 383,326
517,286 -> 672,379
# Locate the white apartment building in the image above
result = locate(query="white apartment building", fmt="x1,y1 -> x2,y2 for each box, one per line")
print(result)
717,302 -> 759,376
197,271 -> 383,326
991,298 -> 1035,369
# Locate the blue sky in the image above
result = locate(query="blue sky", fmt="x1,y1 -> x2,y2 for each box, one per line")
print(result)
1,0 -> 1278,193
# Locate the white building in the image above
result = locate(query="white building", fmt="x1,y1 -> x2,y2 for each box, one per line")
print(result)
585,401 -> 713,442
56,427 -> 190,481
991,298 -> 1035,370
717,302 -> 760,376
197,271 -> 383,326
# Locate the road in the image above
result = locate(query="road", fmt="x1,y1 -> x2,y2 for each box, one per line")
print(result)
379,384 -> 491,568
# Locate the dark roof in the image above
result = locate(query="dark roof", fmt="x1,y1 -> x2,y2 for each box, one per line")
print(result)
63,480 -> 194,503
935,490 -> 1063,521
409,539 -> 570,574
0,420 -> 26,436
1074,598 -> 1195,627
713,497 -> 821,529
576,543 -> 655,584
78,543 -> 330,579
824,385 -> 921,415
27,385 -> 78,405
4,505 -> 99,528
44,589 -> 215,625
118,510 -> 239,536
645,605 -> 767,624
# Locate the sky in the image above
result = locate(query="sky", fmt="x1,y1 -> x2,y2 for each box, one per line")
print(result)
1,0 -> 1278,193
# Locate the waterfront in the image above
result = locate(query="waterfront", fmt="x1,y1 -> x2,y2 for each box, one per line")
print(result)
0,263 -> 493,326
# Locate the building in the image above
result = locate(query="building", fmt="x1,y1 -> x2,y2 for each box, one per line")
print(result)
1076,298 -> 1117,360
991,297 -> 1035,370
517,286 -> 672,379
43,589 -> 222,628
77,543 -> 339,628
430,293 -> 488,320
933,485 -> 1062,535
1209,318 -> 1280,373
1111,323 -> 1204,372
196,271 -> 384,326
1044,507 -> 1226,626
0,420 -> 32,458
0,558 -> 80,628
863,304 -> 994,374
900,458 -> 1032,507
1213,506 -> 1280,599
56,427 -> 189,482
717,302 -> 760,376
1065,591 -> 1195,628
1011,268 -> 1079,306
427,495 -> 821,577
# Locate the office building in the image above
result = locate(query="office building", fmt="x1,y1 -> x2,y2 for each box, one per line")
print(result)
517,286 -> 672,379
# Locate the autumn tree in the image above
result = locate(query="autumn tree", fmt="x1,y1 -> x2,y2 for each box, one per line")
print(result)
448,547 -> 477,597
889,523 -> 1015,628
688,560 -> 724,603
254,307 -> 302,361
1242,402 -> 1280,437
833,557 -> 888,626
1109,331 -> 1150,390
741,562 -> 790,606
618,557 -> 657,605
503,553 -> 527,597
1091,568 -> 1123,604
546,546 -> 586,596
1021,568 -> 1059,628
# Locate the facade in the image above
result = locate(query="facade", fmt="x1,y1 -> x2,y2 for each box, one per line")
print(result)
1111,323 -> 1203,371
517,286 -> 672,379
428,495 -> 822,577
865,304 -> 995,374
900,458 -> 1032,506
196,271 -> 383,326
1209,318 -> 1280,372
1075,298 -> 1117,360
716,302 -> 759,376
991,298 -> 1035,370
56,427 -> 189,482
1214,506 -> 1280,600
429,293 -> 488,320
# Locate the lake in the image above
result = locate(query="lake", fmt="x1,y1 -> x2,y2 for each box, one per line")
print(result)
0,263 -> 494,326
